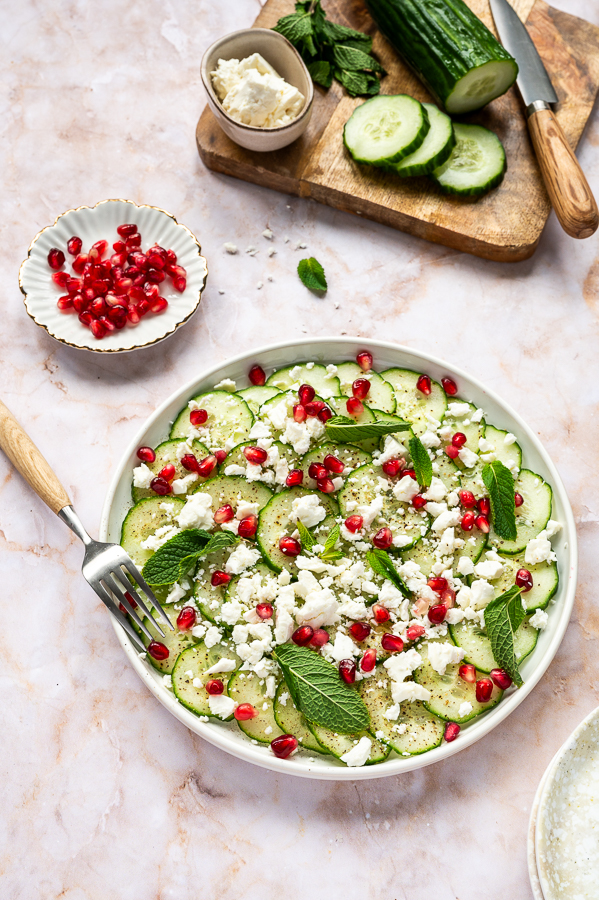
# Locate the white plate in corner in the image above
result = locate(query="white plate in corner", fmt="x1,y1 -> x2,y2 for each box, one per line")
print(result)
19,199 -> 208,353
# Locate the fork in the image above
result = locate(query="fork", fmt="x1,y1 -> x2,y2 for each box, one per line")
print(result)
0,398 -> 173,651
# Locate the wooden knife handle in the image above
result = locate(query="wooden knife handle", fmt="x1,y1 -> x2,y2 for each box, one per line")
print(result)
527,106 -> 598,239
0,399 -> 71,514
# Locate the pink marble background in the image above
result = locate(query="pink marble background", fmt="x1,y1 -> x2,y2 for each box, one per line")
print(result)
2,1 -> 599,897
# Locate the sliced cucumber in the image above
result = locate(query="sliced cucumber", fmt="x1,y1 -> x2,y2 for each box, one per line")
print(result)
132,439 -> 210,502
172,641 -> 240,718
483,424 -> 522,474
344,95 -> 430,166
300,441 -> 372,489
170,391 -> 254,449
192,475 -> 273,519
430,454 -> 462,493
257,487 -> 339,573
359,666 -> 444,755
449,617 -> 538,674
414,639 -> 502,721
227,671 -> 283,743
238,385 -> 281,415
457,530 -> 488,567
193,549 -> 235,623
431,124 -> 506,197
400,533 -> 486,580
393,104 -> 455,177
309,722 -> 390,765
120,495 -> 184,569
380,368 -> 447,436
140,603 -> 196,674
494,554 -> 558,612
335,363 -> 396,413
266,363 -> 340,399
490,469 -> 552,555
328,395 -> 375,424
273,683 -> 327,753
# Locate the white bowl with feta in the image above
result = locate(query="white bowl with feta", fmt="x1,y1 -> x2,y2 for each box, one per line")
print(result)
201,29 -> 314,151
101,338 -> 577,780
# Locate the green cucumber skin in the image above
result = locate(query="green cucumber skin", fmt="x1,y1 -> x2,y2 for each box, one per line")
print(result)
343,96 -> 430,166
394,109 -> 456,177
365,0 -> 517,112
430,157 -> 507,198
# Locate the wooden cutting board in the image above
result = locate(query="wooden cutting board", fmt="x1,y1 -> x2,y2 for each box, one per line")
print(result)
196,0 -> 599,261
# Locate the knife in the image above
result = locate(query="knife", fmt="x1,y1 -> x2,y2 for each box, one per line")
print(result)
490,0 -> 598,239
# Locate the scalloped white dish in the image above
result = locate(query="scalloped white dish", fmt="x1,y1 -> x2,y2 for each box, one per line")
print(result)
100,337 -> 577,780
19,199 -> 208,353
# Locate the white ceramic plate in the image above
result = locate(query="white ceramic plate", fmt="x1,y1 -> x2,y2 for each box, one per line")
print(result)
100,337 -> 577,780
535,706 -> 599,899
19,199 -> 208,353
528,750 -> 559,900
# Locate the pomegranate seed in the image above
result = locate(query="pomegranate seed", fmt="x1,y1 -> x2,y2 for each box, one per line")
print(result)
344,515 -> 363,533
166,249 -> 177,265
428,577 -> 448,593
292,625 -> 314,646
238,515 -> 258,538
150,297 -> 168,314
148,640 -> 169,661
324,454 -> 344,474
176,606 -> 197,631
52,271 -> 70,287
91,239 -> 108,258
256,603 -> 273,620
460,490 -> 476,508
127,305 -> 140,324
382,458 -> 404,477
111,252 -> 128,268
349,622 -> 371,642
158,464 -> 176,482
78,311 -> 94,326
477,498 -> 491,516
298,384 -> 315,405
352,378 -> 370,399
244,446 -> 268,465
150,476 -> 171,495
99,315 -> 116,333
110,305 -> 128,328
360,649 -> 377,672
406,624 -> 426,641
190,408 -> 208,426
286,469 -> 303,487
293,403 -> 307,423
317,477 -> 335,494
441,377 -> 458,396
137,298 -> 150,317
372,604 -> 390,624
428,604 -> 447,624
416,374 -> 432,395
372,527 -> 393,550
310,628 -> 330,648
48,248 -> 65,270
234,703 -> 257,721
476,678 -> 494,703
117,223 -> 138,238
83,288 -> 96,303
113,240 -> 126,253
514,492 -> 524,507
444,722 -> 461,742
211,571 -> 231,587
459,664 -> 476,683
249,364 -> 266,386
441,587 -> 456,609
452,432 -> 467,447
404,469 -> 417,480
319,407 -> 333,423
197,455 -> 217,477
308,462 -> 327,481
305,400 -> 325,417
173,276 -> 186,293
381,633 -> 404,653
356,350 -> 373,371
167,263 -> 187,280
57,295 -> 73,311
214,450 -> 227,465
126,233 -> 142,249
515,568 -> 534,592
412,494 -> 427,509
90,319 -> 107,339
346,397 -> 364,417
127,285 -> 144,302
445,444 -> 460,459
461,512 -> 475,531
124,592 -> 137,610
144,283 -> 160,301
279,536 -> 301,557
147,247 -> 167,269
67,236 -> 82,256
339,656 -> 358,685
214,504 -> 234,524
490,668 -> 512,689
475,515 -> 490,533
206,679 -> 224,695
270,734 -> 298,759
90,297 -> 107,317
181,454 -> 200,473
72,253 -> 88,274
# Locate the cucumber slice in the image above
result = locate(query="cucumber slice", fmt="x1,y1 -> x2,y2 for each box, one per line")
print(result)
141,603 -> 196,674
344,95 -> 430,166
193,549 -> 235,623
413,639 -> 502,721
238,385 -> 281,415
449,617 -> 538,673
192,475 -> 273,518
335,363 -> 396,413
393,104 -> 455,177
490,469 -> 552,555
431,124 -> 506,197
380,368 -> 447,436
170,391 -> 254,449
120,495 -> 185,568
494,554 -> 558,612
257,487 -> 339,573
227,671 -> 283,743
132,439 -> 210,502
300,441 -> 372,489
266,363 -> 340,400
172,641 -> 240,718
328,395 -> 376,424
274,683 -> 325,753
431,454 -> 462,492
483,424 -> 522,475
359,666 -> 444,755
308,722 -> 390,765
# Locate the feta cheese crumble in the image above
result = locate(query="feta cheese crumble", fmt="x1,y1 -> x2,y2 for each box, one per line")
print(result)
211,53 -> 305,128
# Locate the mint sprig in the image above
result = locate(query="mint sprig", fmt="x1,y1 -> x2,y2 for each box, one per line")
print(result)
482,460 -> 517,541
408,435 -> 432,488
297,519 -> 316,552
142,529 -> 238,586
366,548 -> 410,598
320,523 -> 342,561
297,257 -> 327,292
274,644 -> 369,733
484,585 -> 525,687
325,415 -> 410,443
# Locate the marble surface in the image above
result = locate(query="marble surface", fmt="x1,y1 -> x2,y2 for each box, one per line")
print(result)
2,1 -> 599,897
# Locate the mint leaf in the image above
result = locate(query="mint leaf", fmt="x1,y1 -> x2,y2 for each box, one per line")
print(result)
320,524 -> 341,560
297,257 -> 327,292
307,60 -> 332,89
482,460 -> 517,541
408,435 -> 433,488
325,415 -> 410,443
333,44 -> 385,74
297,519 -> 316,552
274,644 -> 369,733
201,530 -> 239,556
322,20 -> 372,48
336,68 -> 370,97
365,549 -> 410,598
484,585 -> 525,687
273,10 -> 314,47
142,528 -> 238,586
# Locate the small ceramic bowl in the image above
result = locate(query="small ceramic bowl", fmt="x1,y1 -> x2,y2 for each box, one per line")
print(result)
201,28 -> 314,152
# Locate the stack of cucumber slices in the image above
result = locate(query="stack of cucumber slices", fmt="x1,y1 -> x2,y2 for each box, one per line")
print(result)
121,354 -> 561,767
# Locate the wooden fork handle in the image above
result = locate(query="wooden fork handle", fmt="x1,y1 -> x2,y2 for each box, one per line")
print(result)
0,399 -> 71,514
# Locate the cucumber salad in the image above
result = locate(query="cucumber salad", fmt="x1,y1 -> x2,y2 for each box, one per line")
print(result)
121,351 -> 562,768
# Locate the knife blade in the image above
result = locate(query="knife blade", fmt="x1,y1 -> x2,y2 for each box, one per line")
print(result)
490,0 -> 597,239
